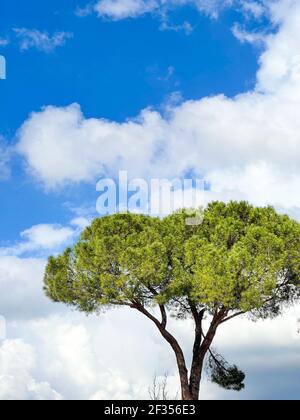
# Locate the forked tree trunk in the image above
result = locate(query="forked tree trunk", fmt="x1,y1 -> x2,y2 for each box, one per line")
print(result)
177,362 -> 192,400
181,384 -> 193,401
181,311 -> 223,400
176,350 -> 212,400
133,302 -> 223,401
164,332 -> 193,400
177,368 -> 203,400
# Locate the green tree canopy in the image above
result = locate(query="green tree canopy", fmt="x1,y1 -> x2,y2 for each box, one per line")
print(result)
44,201 -> 300,400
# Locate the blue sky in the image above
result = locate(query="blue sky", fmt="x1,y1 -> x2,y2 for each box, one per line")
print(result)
1,0 -> 300,401
0,0 -> 261,239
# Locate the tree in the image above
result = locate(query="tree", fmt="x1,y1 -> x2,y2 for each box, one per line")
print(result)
44,201 -> 300,400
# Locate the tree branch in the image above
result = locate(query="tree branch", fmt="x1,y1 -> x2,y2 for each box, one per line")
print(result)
200,308 -> 227,353
188,307 -> 226,400
146,286 -> 168,328
220,311 -> 245,324
188,300 -> 205,357
131,301 -> 191,400
159,304 -> 167,329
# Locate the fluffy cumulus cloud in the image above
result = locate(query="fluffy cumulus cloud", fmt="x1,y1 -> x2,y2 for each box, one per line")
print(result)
0,339 -> 62,400
13,28 -> 73,53
20,224 -> 74,250
0,219 -> 90,258
0,256 -> 57,320
0,225 -> 77,256
1,305 -> 299,400
16,0 -> 300,216
0,218 -> 91,322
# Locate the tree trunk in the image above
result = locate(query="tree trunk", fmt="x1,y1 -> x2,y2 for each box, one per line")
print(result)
189,353 -> 205,400
181,383 -> 193,400
188,306 -> 206,400
133,302 -> 224,401
187,309 -> 225,400
133,303 -> 193,400
162,329 -> 192,400
176,352 -> 193,400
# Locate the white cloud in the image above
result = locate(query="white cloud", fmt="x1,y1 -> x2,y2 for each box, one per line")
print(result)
0,223 -> 299,399
7,312 -> 172,400
0,339 -> 62,400
17,103 -> 166,187
95,0 -> 158,20
4,0 -> 300,399
70,217 -> 91,230
1,304 -> 299,400
0,224 -> 76,257
15,0 -> 300,217
13,28 -> 73,53
191,0 -> 235,18
88,0 -> 235,20
20,224 -> 75,252
0,217 -> 92,322
76,0 -> 268,23
159,20 -> 194,35
232,23 -> 266,44
0,222 -> 85,321
0,256 -> 57,320
240,0 -> 266,18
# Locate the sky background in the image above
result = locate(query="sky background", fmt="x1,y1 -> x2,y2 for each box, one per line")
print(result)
0,0 -> 300,400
